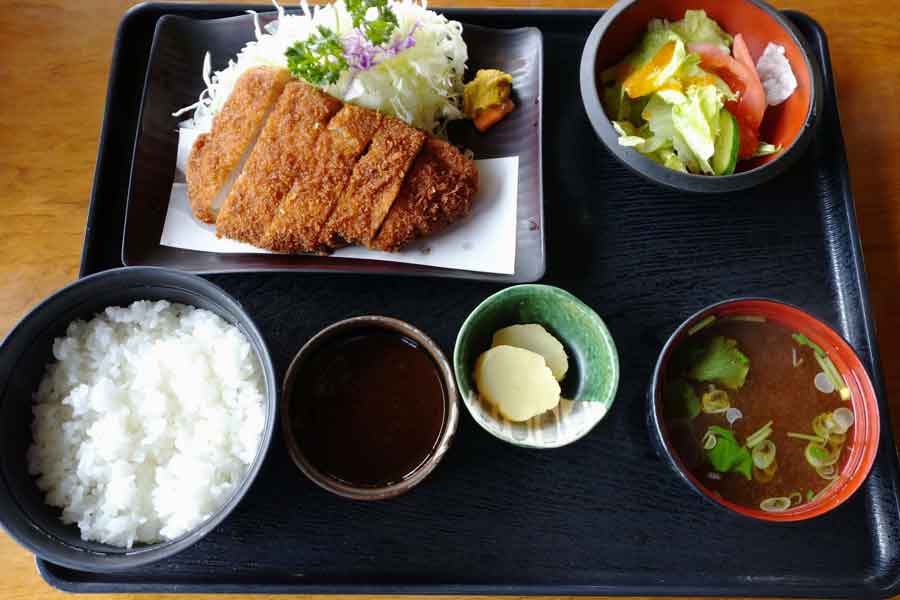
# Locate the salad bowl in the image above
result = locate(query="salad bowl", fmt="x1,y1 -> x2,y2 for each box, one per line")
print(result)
580,0 -> 823,193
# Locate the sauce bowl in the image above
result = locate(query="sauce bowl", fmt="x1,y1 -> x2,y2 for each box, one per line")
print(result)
281,316 -> 459,500
649,298 -> 880,522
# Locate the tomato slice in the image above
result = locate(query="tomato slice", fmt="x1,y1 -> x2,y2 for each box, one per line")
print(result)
736,118 -> 759,159
731,34 -> 757,73
688,41 -> 766,158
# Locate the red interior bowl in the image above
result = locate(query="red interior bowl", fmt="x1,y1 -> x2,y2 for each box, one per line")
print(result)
650,299 -> 880,522
580,0 -> 823,192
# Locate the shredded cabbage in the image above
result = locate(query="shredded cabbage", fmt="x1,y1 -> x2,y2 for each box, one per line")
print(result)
178,0 -> 468,135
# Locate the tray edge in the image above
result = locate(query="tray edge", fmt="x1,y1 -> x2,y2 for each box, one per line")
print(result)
54,5 -> 900,598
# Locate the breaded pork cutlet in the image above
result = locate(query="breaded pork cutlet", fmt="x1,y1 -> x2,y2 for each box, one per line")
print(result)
186,67 -> 291,223
215,81 -> 342,245
318,116 -> 426,249
259,104 -> 383,253
371,138 -> 479,251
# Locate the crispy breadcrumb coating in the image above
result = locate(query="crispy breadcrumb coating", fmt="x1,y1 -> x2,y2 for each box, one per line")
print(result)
186,67 -> 291,223
371,138 -> 479,251
317,116 -> 426,249
259,104 -> 383,252
215,81 -> 341,245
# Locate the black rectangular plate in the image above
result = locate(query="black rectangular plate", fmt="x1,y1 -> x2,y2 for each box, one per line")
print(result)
43,4 -> 900,598
123,12 -> 545,282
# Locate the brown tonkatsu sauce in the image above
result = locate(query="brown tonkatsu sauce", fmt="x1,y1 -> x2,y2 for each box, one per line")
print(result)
666,320 -> 851,509
292,329 -> 445,487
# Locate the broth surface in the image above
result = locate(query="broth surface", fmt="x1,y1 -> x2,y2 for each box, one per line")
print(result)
292,329 -> 445,487
666,319 -> 850,508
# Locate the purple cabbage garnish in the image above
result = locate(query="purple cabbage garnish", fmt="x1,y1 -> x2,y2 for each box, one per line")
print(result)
341,22 -> 419,74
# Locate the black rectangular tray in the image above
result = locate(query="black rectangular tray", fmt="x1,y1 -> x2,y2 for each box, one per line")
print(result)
39,4 -> 900,597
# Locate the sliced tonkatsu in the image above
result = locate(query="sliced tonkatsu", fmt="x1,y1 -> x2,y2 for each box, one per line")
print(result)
215,81 -> 342,245
259,104 -> 384,253
186,67 -> 291,224
185,72 -> 481,253
318,116 -> 427,249
371,138 -> 479,252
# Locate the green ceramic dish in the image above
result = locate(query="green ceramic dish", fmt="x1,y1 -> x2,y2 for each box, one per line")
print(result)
454,284 -> 619,448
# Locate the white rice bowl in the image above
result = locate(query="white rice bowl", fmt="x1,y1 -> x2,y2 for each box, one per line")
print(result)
26,300 -> 266,549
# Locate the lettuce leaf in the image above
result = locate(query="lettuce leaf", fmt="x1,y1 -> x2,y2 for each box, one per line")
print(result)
670,10 -> 733,52
614,91 -> 712,174
706,426 -> 753,480
612,121 -> 647,147
688,336 -> 750,390
658,149 -> 688,172
671,84 -> 724,174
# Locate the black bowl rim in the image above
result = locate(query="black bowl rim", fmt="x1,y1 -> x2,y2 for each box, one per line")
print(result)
578,0 -> 825,193
647,296 -> 880,523
0,266 -> 277,571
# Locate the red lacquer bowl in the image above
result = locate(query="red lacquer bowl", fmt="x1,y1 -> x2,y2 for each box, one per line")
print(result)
580,0 -> 823,193
650,299 -> 880,522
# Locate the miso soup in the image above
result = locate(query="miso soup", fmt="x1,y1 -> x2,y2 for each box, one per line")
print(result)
662,316 -> 855,513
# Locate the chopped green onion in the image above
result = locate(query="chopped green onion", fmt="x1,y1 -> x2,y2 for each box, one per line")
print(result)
760,497 -> 792,512
816,464 -> 839,480
745,420 -> 774,449
812,412 -> 833,440
814,352 -> 850,401
725,407 -> 743,425
789,492 -> 803,506
806,489 -> 815,502
754,459 -> 778,483
688,315 -> 717,336
828,432 -> 847,448
805,442 -> 840,468
792,333 -> 826,357
701,388 -> 730,414
814,371 -> 835,394
752,439 -> 776,469
832,407 -> 854,434
805,442 -> 830,466
723,315 -> 766,323
787,432 -> 824,443
702,431 -> 717,450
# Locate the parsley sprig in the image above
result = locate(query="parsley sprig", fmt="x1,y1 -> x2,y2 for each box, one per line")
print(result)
285,0 -> 400,86
285,26 -> 349,86
346,0 -> 398,45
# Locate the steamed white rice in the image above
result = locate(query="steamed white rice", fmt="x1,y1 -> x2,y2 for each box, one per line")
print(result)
27,300 -> 266,548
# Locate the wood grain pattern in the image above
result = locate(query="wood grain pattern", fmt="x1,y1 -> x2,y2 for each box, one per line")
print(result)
0,1 -> 898,599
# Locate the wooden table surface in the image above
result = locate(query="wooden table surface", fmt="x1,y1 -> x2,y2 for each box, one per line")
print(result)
1,0 -> 897,598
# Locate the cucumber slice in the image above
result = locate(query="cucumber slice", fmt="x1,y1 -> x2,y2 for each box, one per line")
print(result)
713,110 -> 739,176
